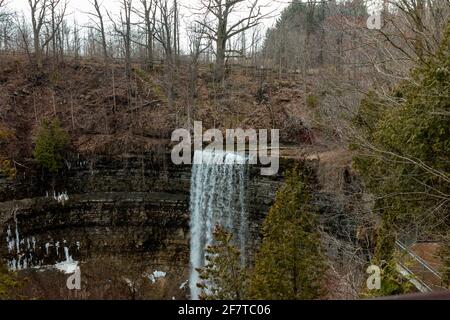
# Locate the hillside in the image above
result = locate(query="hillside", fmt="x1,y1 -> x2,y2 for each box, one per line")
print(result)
0,55 -> 325,162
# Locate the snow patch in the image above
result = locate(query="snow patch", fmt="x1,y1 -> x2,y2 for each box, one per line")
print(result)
54,260 -> 79,274
148,270 -> 166,283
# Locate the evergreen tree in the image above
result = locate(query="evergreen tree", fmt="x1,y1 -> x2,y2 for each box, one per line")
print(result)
196,226 -> 248,300
353,22 -> 450,295
249,167 -> 326,300
33,118 -> 70,173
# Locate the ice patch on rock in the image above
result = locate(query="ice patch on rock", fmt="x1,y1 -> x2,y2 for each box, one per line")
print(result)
179,280 -> 188,290
148,270 -> 166,283
54,260 -> 78,274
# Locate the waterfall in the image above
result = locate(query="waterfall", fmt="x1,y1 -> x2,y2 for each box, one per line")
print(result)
189,149 -> 248,300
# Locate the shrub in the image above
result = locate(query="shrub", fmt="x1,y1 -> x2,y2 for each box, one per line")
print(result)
33,119 -> 70,173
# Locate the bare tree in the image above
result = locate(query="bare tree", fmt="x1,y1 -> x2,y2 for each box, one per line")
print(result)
0,0 -> 13,52
49,0 -> 61,58
173,0 -> 180,59
15,14 -> 32,60
108,0 -> 133,77
196,0 -> 269,82
186,21 -> 210,124
153,0 -> 175,62
153,0 -> 176,107
381,0 -> 450,64
87,0 -> 109,61
249,24 -> 262,66
72,19 -> 81,60
28,0 -> 67,70
132,0 -> 157,70
28,0 -> 47,69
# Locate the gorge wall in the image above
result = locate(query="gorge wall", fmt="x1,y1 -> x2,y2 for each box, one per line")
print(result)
0,150 -> 291,299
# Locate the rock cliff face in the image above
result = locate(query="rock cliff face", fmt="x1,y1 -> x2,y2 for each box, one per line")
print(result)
0,151 -> 292,299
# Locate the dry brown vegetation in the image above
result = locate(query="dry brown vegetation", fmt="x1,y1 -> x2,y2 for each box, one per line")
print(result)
0,54 -> 322,162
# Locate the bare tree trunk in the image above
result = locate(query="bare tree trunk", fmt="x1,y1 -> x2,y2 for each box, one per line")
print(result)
144,0 -> 155,69
29,0 -> 45,70
108,0 -> 133,78
73,20 -> 81,61
215,33 -> 226,83
173,0 -> 178,61
126,1 -> 133,78
91,0 -> 109,61
154,0 -> 176,108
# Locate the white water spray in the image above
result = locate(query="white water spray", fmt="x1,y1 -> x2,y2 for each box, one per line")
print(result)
189,149 -> 248,300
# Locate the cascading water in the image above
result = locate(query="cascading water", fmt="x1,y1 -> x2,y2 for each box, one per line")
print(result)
189,149 -> 248,300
